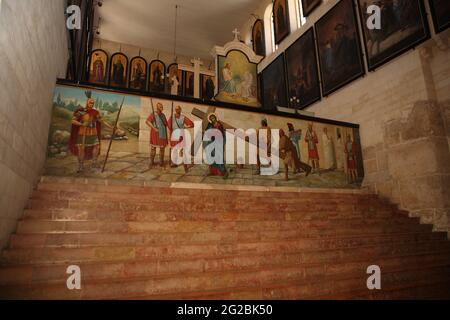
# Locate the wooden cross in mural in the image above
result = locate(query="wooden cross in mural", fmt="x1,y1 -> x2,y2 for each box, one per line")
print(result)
191,107 -> 266,152
190,107 -> 278,172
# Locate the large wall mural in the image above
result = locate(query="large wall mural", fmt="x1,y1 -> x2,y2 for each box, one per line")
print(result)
46,84 -> 364,189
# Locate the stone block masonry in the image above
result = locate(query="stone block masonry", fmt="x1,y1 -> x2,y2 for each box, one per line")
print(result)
0,0 -> 68,249
307,34 -> 450,235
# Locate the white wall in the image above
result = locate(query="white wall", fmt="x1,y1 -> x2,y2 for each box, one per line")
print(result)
0,0 -> 69,248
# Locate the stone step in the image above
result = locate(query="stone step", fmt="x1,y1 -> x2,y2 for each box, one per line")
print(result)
144,270 -> 450,300
1,261 -> 448,300
26,198 -> 396,215
31,189 -> 391,208
9,230 -> 445,249
21,207 -> 409,222
0,176 -> 448,299
1,248 -> 449,287
15,218 -> 430,235
1,239 -> 448,266
38,178 -> 371,200
259,267 -> 450,300
125,268 -> 450,300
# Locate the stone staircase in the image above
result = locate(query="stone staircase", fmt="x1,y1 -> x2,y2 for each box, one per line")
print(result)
0,176 -> 449,300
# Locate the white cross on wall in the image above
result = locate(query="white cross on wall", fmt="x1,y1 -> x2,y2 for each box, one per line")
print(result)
232,28 -> 240,41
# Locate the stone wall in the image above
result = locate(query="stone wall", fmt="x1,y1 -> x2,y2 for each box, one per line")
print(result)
241,0 -> 450,234
0,0 -> 68,249
305,36 -> 450,235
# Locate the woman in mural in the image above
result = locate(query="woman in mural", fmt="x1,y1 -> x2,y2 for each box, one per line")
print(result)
204,114 -> 228,178
69,91 -> 113,173
345,134 -> 358,184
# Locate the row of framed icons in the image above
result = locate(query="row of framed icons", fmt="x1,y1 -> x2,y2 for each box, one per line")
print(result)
87,52 -> 215,100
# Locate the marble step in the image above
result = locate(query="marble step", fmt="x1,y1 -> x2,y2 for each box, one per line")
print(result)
32,189 -> 390,207
21,207 -> 409,222
9,230 -> 445,249
1,239 -> 449,266
1,262 -> 448,300
26,198 -> 397,216
14,218 -> 431,235
1,247 -> 449,286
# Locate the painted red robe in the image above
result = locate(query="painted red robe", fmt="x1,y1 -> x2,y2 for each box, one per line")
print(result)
305,129 -> 319,160
147,112 -> 169,148
69,108 -> 102,160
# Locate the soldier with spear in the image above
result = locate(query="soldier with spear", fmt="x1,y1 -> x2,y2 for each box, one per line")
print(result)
146,99 -> 170,169
69,91 -> 114,173
169,104 -> 195,172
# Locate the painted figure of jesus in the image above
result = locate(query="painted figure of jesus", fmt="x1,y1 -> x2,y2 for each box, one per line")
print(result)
204,114 -> 228,177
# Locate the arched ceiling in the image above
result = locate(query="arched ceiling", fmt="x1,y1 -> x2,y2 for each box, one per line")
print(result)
95,0 -> 261,59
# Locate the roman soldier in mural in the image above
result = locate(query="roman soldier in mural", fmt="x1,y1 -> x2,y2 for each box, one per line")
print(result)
305,123 -> 320,173
345,134 -> 358,184
146,102 -> 170,168
204,114 -> 228,177
69,91 -> 113,173
169,105 -> 194,172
